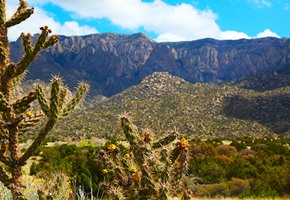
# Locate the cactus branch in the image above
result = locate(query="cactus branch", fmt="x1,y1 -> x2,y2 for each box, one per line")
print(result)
36,86 -> 50,117
5,7 -> 34,28
0,92 -> 9,111
13,91 -> 37,114
58,87 -> 67,110
0,0 -> 9,76
19,113 -> 43,134
19,119 -> 56,166
49,77 -> 61,120
119,113 -> 139,147
13,27 -> 59,79
21,33 -> 32,55
61,82 -> 89,118
0,0 -> 89,198
152,131 -> 178,149
0,1 -> 6,25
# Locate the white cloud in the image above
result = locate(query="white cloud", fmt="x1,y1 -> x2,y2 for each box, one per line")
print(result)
31,0 -> 223,42
248,0 -> 272,8
6,1 -> 98,41
155,33 -> 187,42
255,29 -> 280,38
220,31 -> 251,40
5,0 -> 281,42
57,22 -> 98,37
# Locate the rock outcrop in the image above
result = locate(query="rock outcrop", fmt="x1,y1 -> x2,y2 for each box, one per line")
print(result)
10,33 -> 290,96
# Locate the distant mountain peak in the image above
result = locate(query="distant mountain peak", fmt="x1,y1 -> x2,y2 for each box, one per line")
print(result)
129,32 -> 155,42
10,33 -> 290,97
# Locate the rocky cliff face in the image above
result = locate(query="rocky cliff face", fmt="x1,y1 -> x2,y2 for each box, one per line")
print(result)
10,33 -> 290,96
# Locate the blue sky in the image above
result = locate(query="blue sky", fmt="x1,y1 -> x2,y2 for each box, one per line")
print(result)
6,0 -> 290,41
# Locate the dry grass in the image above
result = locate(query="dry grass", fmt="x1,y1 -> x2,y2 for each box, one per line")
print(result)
0,173 -> 72,200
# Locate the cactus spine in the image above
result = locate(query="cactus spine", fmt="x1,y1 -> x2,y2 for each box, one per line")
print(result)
97,113 -> 190,199
0,1 -> 89,199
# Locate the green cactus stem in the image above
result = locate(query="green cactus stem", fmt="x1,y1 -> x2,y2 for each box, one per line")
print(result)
0,92 -> 9,111
61,82 -> 89,118
152,131 -> 179,149
5,0 -> 33,28
12,91 -> 37,114
36,86 -> 50,116
101,114 -> 191,199
0,1 -> 89,199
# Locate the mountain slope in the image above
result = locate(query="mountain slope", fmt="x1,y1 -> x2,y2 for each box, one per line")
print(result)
43,72 -> 290,141
228,65 -> 290,91
10,33 -> 290,97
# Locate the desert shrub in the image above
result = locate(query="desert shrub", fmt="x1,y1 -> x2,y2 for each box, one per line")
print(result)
192,158 -> 227,184
0,172 -> 72,200
227,156 -> 258,180
216,145 -> 238,156
230,140 -> 247,151
30,144 -> 103,196
215,154 -> 234,165
250,165 -> 290,197
227,178 -> 250,197
195,178 -> 250,198
196,182 -> 228,197
238,148 -> 257,156
190,142 -> 217,157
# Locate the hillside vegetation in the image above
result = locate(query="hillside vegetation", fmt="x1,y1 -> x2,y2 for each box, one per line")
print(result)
22,71 -> 289,142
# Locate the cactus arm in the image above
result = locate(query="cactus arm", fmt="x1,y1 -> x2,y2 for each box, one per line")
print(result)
140,164 -> 157,191
58,87 -> 67,110
12,91 -> 37,114
0,92 -> 9,111
1,28 -> 58,91
21,33 -> 32,55
158,149 -> 170,200
61,82 -> 89,118
49,77 -> 61,120
19,119 -> 56,165
152,131 -> 178,149
171,148 -> 189,191
12,28 -> 58,78
170,146 -> 181,164
5,0 -> 33,28
0,0 -> 9,76
0,0 -> 6,25
19,113 -> 43,134
5,8 -> 33,28
160,149 -> 170,183
0,0 -> 89,198
119,114 -> 139,147
36,86 -> 50,116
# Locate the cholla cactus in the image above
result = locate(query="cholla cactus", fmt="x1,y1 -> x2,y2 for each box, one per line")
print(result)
96,113 -> 190,199
0,1 -> 89,199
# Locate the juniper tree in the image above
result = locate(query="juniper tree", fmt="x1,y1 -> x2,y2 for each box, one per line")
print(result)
0,0 -> 89,199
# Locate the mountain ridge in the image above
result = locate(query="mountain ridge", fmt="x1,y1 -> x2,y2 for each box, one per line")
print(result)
10,33 -> 290,97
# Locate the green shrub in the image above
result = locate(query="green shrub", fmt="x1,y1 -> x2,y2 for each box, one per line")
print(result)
216,145 -> 238,157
